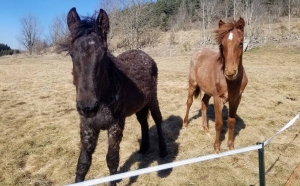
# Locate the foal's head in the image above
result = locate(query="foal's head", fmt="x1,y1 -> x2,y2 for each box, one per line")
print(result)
215,18 -> 245,81
67,8 -> 109,118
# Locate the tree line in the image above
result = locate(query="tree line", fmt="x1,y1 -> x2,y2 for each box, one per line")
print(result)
103,0 -> 300,49
0,43 -> 20,57
15,0 -> 300,55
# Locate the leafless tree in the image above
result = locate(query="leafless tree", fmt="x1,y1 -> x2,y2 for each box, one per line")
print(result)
206,0 -> 220,29
118,0 -> 154,49
243,0 -> 266,41
173,0 -> 188,30
98,0 -> 120,48
49,13 -> 69,46
266,0 -> 284,39
287,0 -> 291,37
33,38 -> 49,54
233,0 -> 237,19
223,0 -> 230,19
197,0 -> 220,44
17,14 -> 43,55
287,0 -> 295,37
199,0 -> 206,42
292,0 -> 300,17
232,0 -> 244,20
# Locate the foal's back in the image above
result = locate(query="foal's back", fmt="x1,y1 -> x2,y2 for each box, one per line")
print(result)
189,48 -> 225,96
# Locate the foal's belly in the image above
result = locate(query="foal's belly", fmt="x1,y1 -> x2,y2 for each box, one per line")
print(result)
124,91 -> 150,117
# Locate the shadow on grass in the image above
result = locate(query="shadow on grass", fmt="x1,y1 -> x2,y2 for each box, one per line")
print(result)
118,115 -> 183,185
188,104 -> 246,146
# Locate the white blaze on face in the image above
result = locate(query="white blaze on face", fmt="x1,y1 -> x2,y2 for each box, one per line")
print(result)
228,32 -> 233,40
86,40 -> 96,54
88,40 -> 95,45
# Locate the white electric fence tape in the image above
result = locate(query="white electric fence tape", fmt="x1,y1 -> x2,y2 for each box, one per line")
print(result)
264,113 -> 300,146
66,112 -> 300,186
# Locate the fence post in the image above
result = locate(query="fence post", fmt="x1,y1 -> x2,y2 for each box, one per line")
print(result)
257,142 -> 266,186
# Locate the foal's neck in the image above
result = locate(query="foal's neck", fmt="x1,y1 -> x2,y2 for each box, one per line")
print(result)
98,51 -> 121,104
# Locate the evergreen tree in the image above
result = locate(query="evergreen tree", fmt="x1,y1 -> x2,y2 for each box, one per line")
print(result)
0,43 -> 11,51
0,43 -> 19,57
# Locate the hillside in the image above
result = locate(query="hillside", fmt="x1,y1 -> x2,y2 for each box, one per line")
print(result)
108,17 -> 300,57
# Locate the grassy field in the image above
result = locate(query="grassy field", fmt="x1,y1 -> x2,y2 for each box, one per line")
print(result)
0,43 -> 300,186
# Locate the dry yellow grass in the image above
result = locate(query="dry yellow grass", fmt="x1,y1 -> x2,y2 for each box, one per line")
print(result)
0,43 -> 300,186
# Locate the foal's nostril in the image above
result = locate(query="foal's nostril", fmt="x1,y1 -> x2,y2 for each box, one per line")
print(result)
77,101 -> 99,116
92,101 -> 99,112
83,107 -> 91,113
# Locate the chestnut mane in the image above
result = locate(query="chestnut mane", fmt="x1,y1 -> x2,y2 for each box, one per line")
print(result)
214,19 -> 243,44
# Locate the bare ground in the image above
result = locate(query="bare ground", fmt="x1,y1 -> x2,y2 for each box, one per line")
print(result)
0,44 -> 300,186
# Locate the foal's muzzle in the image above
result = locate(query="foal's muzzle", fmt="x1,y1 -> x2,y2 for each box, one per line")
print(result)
76,101 -> 99,118
224,69 -> 238,80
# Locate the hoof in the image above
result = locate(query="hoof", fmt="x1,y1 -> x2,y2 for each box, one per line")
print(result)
214,144 -> 220,154
205,132 -> 211,137
138,148 -> 148,154
228,142 -> 234,150
109,181 -> 117,186
214,149 -> 220,154
183,123 -> 188,128
138,145 -> 149,154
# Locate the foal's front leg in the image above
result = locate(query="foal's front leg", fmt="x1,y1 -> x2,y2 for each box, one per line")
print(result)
106,121 -> 124,186
227,95 -> 241,150
75,122 -> 100,182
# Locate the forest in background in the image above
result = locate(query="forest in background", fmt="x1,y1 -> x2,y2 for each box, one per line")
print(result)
3,0 -> 300,55
98,0 -> 300,50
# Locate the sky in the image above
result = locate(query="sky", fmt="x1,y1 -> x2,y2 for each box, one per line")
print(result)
0,0 -> 101,49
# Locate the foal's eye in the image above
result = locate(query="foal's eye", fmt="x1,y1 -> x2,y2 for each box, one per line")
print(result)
239,42 -> 243,47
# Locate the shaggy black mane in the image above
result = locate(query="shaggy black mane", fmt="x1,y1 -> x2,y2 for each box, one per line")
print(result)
57,15 -> 98,53
70,15 -> 97,43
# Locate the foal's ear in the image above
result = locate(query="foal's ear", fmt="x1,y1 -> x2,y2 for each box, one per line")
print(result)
67,7 -> 81,32
236,17 -> 245,31
219,20 -> 225,28
96,9 -> 110,41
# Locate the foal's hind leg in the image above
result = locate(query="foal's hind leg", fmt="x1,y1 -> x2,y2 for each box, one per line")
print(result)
136,107 -> 150,154
201,94 -> 211,132
75,124 -> 100,182
183,85 -> 197,127
149,100 -> 167,158
213,97 -> 224,153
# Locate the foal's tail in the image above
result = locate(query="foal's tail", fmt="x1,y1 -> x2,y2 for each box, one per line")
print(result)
194,86 -> 201,99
